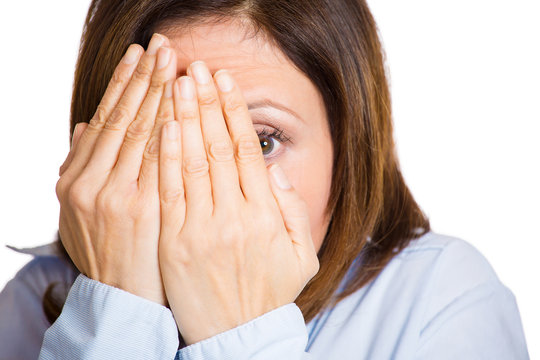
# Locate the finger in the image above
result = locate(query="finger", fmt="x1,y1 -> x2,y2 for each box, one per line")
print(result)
159,121 -> 186,235
173,76 -> 212,218
82,33 -> 168,178
59,122 -> 88,176
187,61 -> 242,212
139,77 -> 175,193
213,69 -> 273,203
71,122 -> 88,149
267,163 -> 314,252
59,122 -> 87,176
112,44 -> 176,184
62,43 -> 143,180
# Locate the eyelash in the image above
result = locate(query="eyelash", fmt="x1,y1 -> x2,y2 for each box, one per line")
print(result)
256,125 -> 291,144
255,124 -> 292,158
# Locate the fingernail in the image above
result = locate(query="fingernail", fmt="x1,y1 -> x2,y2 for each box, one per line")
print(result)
166,121 -> 179,140
190,61 -> 210,84
147,33 -> 166,55
122,45 -> 141,64
270,164 -> 292,190
215,70 -> 234,92
178,77 -> 195,100
157,47 -> 171,69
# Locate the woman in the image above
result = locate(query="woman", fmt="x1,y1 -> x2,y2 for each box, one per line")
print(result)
0,0 -> 529,359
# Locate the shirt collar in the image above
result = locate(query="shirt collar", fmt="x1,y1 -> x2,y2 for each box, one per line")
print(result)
6,242 -> 61,257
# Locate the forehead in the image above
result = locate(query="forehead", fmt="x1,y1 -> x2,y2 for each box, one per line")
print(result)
160,18 -> 324,124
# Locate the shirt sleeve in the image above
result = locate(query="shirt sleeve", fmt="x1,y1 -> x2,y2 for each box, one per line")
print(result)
38,274 -> 312,360
413,240 -> 530,359
175,302 -> 312,360
38,274 -> 179,360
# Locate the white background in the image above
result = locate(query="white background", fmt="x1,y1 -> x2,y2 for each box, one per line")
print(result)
0,0 -> 538,356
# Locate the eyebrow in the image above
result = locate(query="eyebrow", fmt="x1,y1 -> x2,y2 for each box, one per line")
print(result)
247,99 -> 306,125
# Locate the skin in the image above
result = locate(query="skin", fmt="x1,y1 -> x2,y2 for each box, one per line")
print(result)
161,19 -> 334,254
56,18 -> 333,346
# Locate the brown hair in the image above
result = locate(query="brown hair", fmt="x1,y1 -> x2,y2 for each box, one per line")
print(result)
45,0 -> 430,329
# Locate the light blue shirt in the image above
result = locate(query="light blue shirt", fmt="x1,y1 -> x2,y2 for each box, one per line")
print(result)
0,231 -> 530,359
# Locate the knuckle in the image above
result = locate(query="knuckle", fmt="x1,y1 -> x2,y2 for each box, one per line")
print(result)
160,188 -> 184,205
110,68 -> 129,89
223,99 -> 245,115
161,148 -> 180,162
209,140 -> 234,162
95,188 -> 123,216
67,180 -> 91,210
110,70 -> 124,86
88,105 -> 108,130
156,105 -> 173,124
163,244 -> 191,266
176,247 -> 192,267
147,79 -> 165,97
143,136 -> 160,160
180,109 -> 199,123
197,93 -> 220,108
105,105 -> 131,130
55,177 -> 67,200
236,136 -> 262,162
125,117 -> 152,142
132,61 -> 154,81
183,156 -> 209,178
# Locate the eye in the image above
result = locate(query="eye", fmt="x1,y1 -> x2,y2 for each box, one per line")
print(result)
255,125 -> 291,159
258,133 -> 281,157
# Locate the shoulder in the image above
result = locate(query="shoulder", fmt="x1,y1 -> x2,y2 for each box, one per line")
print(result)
397,231 -> 500,287
0,246 -> 78,359
323,230 -> 508,326
398,231 -> 506,304
386,231 -> 528,357
388,231 -> 511,322
308,231 -> 528,358
357,231 -> 505,302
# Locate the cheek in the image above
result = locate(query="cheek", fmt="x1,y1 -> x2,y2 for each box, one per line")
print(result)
280,139 -> 333,253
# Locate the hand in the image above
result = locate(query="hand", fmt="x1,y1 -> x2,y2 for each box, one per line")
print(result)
157,61 -> 320,345
55,33 -> 177,305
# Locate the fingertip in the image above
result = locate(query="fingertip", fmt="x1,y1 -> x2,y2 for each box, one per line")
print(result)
147,33 -> 167,55
214,69 -> 234,93
159,33 -> 171,47
174,76 -> 195,101
156,47 -> 172,70
269,163 -> 292,190
122,44 -> 143,65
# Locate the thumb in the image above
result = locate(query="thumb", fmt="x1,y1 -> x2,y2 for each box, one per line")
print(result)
267,163 -> 314,252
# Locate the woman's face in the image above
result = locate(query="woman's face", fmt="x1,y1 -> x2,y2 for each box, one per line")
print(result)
161,19 -> 333,253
